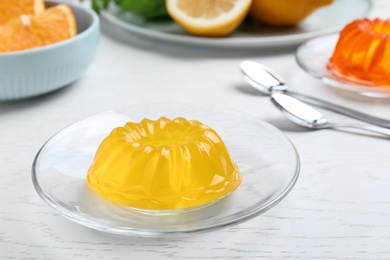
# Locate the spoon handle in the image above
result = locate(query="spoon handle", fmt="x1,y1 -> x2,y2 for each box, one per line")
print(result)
287,90 -> 390,129
325,123 -> 390,138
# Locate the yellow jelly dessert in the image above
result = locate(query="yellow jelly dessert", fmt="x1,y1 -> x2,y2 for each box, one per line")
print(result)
86,117 -> 241,210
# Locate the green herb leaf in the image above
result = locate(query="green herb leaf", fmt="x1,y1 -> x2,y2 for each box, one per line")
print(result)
91,0 -> 110,13
92,0 -> 168,19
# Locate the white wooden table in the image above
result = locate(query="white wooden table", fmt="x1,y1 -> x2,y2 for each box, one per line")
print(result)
1,1 -> 390,259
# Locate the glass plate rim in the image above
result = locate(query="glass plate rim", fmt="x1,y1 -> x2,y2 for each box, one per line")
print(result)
31,104 -> 301,237
100,0 -> 372,49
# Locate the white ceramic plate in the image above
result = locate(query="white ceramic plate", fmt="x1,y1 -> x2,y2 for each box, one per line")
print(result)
100,0 -> 372,49
296,33 -> 390,98
32,103 -> 300,237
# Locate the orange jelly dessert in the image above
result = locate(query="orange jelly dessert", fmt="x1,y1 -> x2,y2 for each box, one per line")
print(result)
86,117 -> 241,211
328,18 -> 390,87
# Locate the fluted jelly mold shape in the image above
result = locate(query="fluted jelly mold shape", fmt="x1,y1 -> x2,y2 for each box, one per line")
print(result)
86,117 -> 241,211
328,18 -> 390,87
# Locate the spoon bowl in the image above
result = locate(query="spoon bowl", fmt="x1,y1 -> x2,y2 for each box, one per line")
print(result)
240,60 -> 287,94
271,93 -> 390,138
240,60 -> 390,129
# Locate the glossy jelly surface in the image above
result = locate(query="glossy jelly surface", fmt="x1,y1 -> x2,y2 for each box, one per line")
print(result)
328,18 -> 390,87
86,117 -> 241,210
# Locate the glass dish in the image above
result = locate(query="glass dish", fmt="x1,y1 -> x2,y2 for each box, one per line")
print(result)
101,0 -> 372,49
296,33 -> 390,98
32,103 -> 300,237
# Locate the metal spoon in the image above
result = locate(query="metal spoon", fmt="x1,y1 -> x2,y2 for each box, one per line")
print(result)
240,60 -> 390,129
271,93 -> 390,138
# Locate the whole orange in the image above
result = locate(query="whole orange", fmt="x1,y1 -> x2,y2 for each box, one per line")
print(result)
249,0 -> 334,26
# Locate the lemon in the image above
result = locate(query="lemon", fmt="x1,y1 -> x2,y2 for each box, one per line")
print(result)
166,0 -> 252,37
249,0 -> 334,26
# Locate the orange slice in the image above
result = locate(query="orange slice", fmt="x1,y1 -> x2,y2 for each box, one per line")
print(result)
166,0 -> 252,37
0,0 -> 45,26
0,4 -> 77,53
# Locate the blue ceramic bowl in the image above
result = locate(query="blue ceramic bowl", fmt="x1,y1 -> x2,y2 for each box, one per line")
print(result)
0,1 -> 100,101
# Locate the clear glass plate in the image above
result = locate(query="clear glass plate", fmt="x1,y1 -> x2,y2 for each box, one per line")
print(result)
32,103 -> 300,237
101,0 -> 372,49
296,33 -> 390,98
